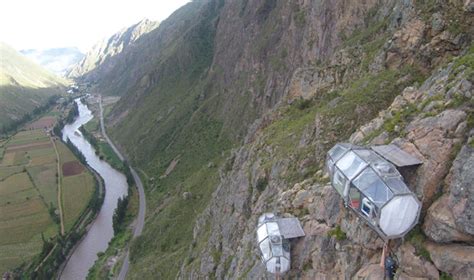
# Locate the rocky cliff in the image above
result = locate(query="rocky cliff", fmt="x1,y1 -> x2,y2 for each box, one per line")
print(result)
67,19 -> 159,83
77,0 -> 473,278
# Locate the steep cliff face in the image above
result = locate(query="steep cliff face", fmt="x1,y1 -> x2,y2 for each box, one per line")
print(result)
181,40 -> 473,280
175,1 -> 473,279
67,19 -> 159,82
79,0 -> 473,278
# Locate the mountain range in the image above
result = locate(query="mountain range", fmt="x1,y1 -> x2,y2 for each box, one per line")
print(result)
67,0 -> 474,279
67,18 -> 159,82
21,47 -> 84,76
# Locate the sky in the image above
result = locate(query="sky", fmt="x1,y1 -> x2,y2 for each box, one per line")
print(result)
0,0 -> 190,52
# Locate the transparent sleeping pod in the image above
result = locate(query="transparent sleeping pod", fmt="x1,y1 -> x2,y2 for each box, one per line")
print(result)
326,143 -> 421,239
256,213 -> 291,274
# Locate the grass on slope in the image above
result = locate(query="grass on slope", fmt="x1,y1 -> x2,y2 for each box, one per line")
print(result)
0,42 -> 65,88
0,42 -> 65,133
107,2 -> 234,278
0,88 -> 62,135
261,65 -> 425,184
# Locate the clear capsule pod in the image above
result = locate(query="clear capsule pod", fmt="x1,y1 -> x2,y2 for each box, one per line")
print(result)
326,143 -> 422,240
256,213 -> 304,274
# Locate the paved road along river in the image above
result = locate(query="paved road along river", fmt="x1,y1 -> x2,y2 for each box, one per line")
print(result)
60,99 -> 128,280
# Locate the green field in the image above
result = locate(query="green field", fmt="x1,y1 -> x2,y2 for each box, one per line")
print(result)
57,140 -> 95,231
56,141 -> 79,162
8,130 -> 49,146
0,166 -> 24,181
62,173 -> 94,231
0,172 -> 56,273
98,142 -> 124,170
27,163 -> 58,207
0,126 -> 95,273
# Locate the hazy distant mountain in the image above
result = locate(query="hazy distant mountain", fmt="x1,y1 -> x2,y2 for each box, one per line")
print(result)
0,42 -> 65,132
67,19 -> 159,80
21,47 -> 84,76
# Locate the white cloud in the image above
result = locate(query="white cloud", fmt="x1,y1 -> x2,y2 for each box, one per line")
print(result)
0,0 -> 190,52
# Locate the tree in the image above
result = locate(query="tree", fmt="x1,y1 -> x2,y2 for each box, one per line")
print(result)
112,196 -> 129,235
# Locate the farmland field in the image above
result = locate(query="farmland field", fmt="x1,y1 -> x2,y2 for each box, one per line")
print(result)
0,166 -> 23,181
57,140 -> 94,231
0,123 -> 96,273
24,116 -> 56,130
0,172 -> 56,273
27,163 -> 58,207
56,141 -> 79,162
8,130 -> 49,146
62,173 -> 94,231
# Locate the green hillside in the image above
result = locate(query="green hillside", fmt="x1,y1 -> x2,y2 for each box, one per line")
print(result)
81,0 -> 474,278
0,42 -> 66,133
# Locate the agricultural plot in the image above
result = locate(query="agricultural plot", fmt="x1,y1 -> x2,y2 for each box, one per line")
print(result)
0,172 -> 56,273
0,166 -> 23,181
0,122 -> 96,272
24,116 -> 56,130
62,172 -> 94,231
8,130 -> 49,146
0,152 -> 15,166
0,173 -> 35,202
27,163 -> 58,208
56,141 -> 79,163
27,146 -> 56,166
0,139 -> 7,161
13,151 -> 29,166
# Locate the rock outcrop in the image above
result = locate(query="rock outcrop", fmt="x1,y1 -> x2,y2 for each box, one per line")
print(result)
426,242 -> 474,279
424,144 -> 474,243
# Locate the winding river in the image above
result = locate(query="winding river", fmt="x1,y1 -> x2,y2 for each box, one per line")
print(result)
60,99 -> 128,280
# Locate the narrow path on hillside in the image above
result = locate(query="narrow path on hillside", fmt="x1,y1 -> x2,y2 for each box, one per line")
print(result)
99,96 -> 146,280
51,137 -> 65,236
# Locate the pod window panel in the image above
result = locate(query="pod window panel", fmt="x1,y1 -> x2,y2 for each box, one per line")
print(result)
259,239 -> 271,261
348,186 -> 362,210
361,197 -> 374,218
336,151 -> 367,180
326,157 -> 334,176
328,145 -> 349,162
332,168 -> 347,196
385,177 -> 411,194
353,168 -> 393,208
257,224 -> 268,242
266,256 -> 290,274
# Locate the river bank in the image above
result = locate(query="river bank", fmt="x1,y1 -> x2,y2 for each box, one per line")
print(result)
1,98 -> 104,279
59,98 -> 129,280
78,95 -> 145,280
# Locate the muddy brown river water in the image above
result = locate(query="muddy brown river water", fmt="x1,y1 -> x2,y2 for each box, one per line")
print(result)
60,99 -> 128,280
